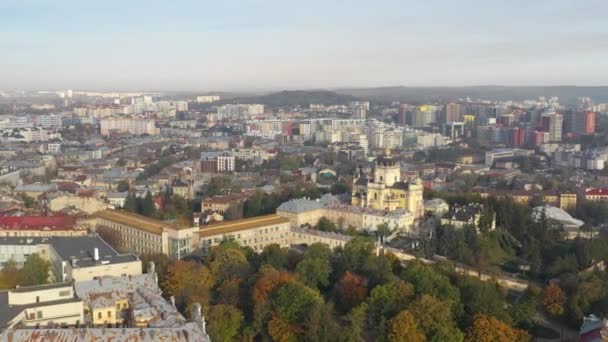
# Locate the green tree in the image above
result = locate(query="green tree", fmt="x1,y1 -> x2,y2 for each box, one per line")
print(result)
400,262 -> 462,316
345,303 -> 368,342
140,191 -> 156,217
21,253 -> 50,286
458,276 -> 509,325
207,304 -> 244,342
316,217 -> 337,232
124,192 -> 138,213
20,193 -> 36,208
260,244 -> 289,270
408,295 -> 464,342
367,280 -> 415,324
296,254 -> 331,290
268,281 -> 323,341
116,180 -> 130,192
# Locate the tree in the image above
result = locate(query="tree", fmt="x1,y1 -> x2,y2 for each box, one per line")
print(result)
465,314 -> 530,342
124,192 -> 138,213
140,191 -> 156,217
388,310 -> 426,342
20,193 -> 36,208
209,243 -> 252,284
316,217 -> 337,232
296,255 -> 331,290
116,157 -> 127,167
335,272 -> 369,313
21,253 -> 50,286
345,303 -> 368,342
542,283 -> 565,318
458,276 -> 509,325
376,223 -> 392,244
366,280 -> 414,324
400,262 -> 462,317
408,295 -> 463,342
0,259 -> 22,289
412,151 -> 426,162
216,279 -> 242,307
296,243 -> 332,290
268,281 -> 323,341
207,304 -> 244,342
332,236 -> 376,277
509,285 -> 540,328
116,180 -> 130,192
162,260 -> 214,311
259,244 -> 289,270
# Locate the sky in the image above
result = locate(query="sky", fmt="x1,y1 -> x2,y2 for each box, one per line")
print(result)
0,0 -> 607,91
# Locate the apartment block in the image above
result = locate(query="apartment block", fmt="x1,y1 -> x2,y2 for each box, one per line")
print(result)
100,117 -> 158,136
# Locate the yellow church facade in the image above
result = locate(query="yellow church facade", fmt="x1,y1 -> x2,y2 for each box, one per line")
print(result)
351,149 -> 424,219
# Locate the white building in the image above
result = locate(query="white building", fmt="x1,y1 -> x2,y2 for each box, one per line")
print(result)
100,117 -> 158,136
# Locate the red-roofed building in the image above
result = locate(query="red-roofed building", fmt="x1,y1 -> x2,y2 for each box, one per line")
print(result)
585,188 -> 608,202
0,215 -> 87,237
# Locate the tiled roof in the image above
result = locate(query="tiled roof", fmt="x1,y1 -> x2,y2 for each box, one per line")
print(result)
0,215 -> 77,230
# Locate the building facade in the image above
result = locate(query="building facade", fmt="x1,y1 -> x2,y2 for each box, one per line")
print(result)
351,149 -> 424,219
91,209 -> 199,260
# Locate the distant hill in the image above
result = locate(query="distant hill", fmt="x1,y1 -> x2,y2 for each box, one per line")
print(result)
225,90 -> 359,107
335,86 -> 608,105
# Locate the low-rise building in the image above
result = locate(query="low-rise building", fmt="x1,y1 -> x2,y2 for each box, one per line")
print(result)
424,198 -> 450,216
477,189 -> 577,210
277,194 -> 416,233
198,214 -> 291,254
584,188 -> 608,202
441,203 -> 495,232
0,235 -> 141,282
290,227 -> 352,250
0,215 -> 88,238
0,268 -> 211,341
0,282 -> 84,331
47,191 -> 108,214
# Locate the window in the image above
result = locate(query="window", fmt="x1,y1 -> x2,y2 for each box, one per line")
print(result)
98,312 -> 102,319
36,296 -> 40,303
37,311 -> 43,319
107,311 -> 112,318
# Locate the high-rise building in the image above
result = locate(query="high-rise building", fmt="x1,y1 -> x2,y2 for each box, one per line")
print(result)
353,105 -> 367,120
563,110 -> 596,136
412,105 -> 437,127
445,102 -> 462,123
541,113 -> 563,142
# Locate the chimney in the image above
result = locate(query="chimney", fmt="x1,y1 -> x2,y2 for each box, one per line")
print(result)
94,248 -> 99,261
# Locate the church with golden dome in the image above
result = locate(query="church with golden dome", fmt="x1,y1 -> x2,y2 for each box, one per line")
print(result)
351,148 -> 424,219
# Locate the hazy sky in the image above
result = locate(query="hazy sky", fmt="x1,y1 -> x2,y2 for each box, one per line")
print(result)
1,0 -> 607,91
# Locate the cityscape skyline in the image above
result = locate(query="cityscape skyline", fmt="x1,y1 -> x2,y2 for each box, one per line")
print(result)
1,0 -> 607,90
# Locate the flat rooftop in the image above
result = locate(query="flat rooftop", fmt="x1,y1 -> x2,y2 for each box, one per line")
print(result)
198,214 -> 289,238
0,235 -> 139,268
